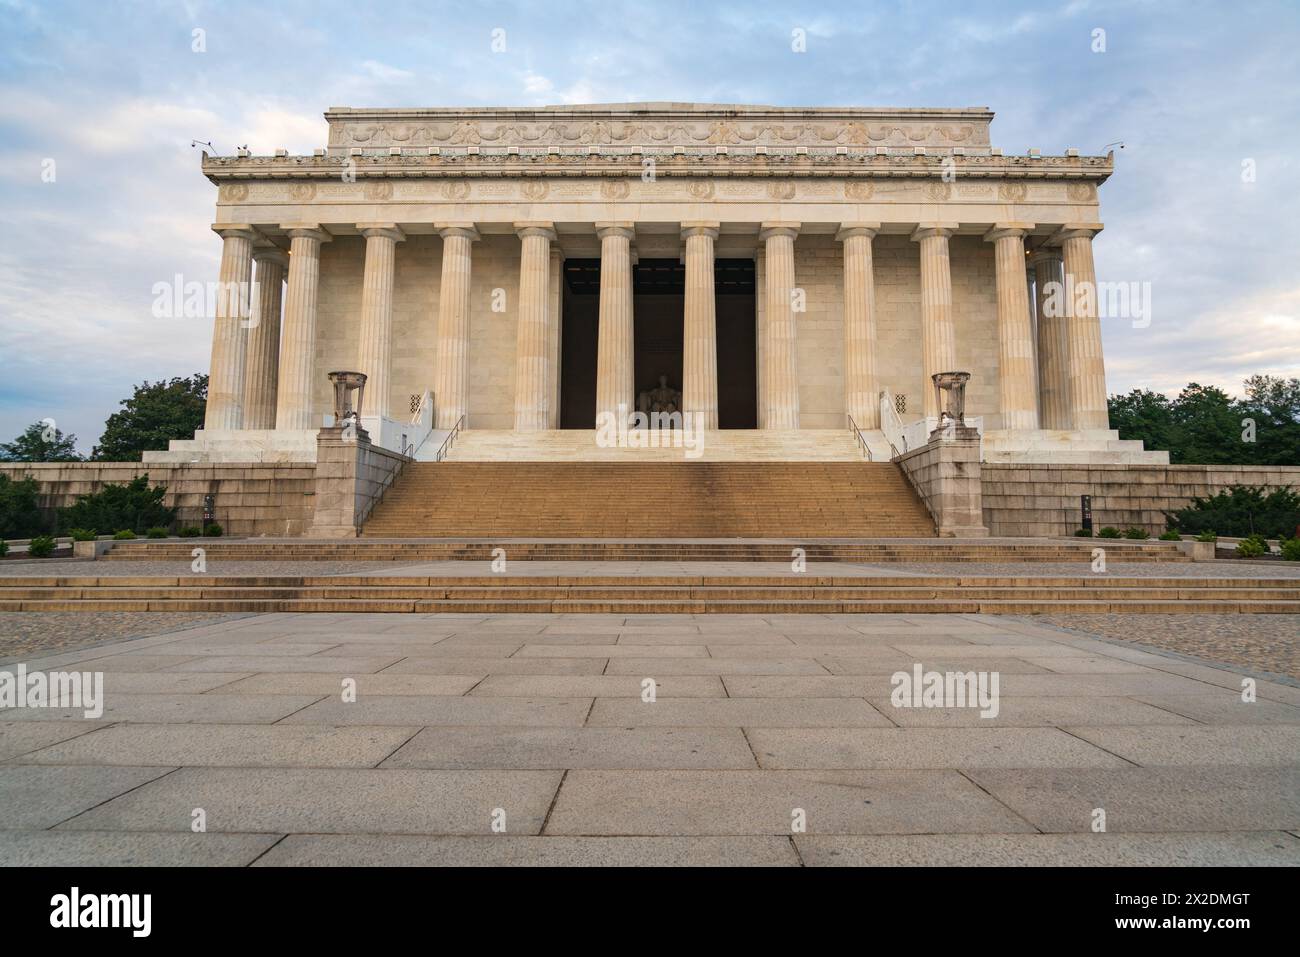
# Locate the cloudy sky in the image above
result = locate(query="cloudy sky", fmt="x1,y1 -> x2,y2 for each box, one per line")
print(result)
1,0 -> 1298,452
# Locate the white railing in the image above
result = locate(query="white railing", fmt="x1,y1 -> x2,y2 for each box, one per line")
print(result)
879,389 -> 984,459
400,390 -> 435,459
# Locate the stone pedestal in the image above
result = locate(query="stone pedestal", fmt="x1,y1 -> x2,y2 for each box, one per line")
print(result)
897,429 -> 988,538
307,425 -> 408,538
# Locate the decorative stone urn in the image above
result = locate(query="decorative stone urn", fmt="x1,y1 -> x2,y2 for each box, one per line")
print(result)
930,371 -> 977,442
327,371 -> 368,426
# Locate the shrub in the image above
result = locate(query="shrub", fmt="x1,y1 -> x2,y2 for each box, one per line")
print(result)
1123,527 -> 1150,540
0,474 -> 48,539
203,523 -> 223,537
1280,537 -> 1300,562
1165,485 -> 1300,539
0,539 -> 8,557
1195,529 -> 1218,542
27,535 -> 55,558
1097,527 -> 1122,539
146,527 -> 169,539
1073,528 -> 1092,537
178,526 -> 201,538
58,475 -> 175,536
112,529 -> 136,540
1236,536 -> 1267,558
1158,530 -> 1182,541
68,528 -> 97,542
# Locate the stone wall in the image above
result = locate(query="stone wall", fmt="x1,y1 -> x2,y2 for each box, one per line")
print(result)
0,462 -> 315,537
982,463 -> 1300,537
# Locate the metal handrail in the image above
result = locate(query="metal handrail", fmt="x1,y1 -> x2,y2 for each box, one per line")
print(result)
433,414 -> 465,462
846,413 -> 873,461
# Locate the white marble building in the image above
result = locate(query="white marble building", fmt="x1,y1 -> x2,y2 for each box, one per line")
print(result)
149,103 -> 1165,464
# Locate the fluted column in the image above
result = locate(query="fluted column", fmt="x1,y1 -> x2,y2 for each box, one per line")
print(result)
985,223 -> 1040,431
548,247 -> 564,428
837,224 -> 881,429
432,224 -> 479,429
911,224 -> 958,420
512,222 -> 556,431
355,224 -> 404,422
1032,248 -> 1071,429
1057,224 -> 1108,430
274,225 -> 330,431
241,248 -> 287,430
595,223 -> 635,423
681,222 -> 719,430
759,222 -> 801,430
205,225 -> 257,430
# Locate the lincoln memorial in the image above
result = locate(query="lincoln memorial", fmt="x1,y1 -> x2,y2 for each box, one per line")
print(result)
150,103 -> 1164,467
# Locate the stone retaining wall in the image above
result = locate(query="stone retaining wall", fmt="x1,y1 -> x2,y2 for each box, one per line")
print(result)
0,462 -> 316,537
982,463 -> 1300,537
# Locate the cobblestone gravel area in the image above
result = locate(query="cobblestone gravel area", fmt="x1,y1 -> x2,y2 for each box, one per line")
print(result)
1030,614 -> 1300,681
0,612 -> 251,663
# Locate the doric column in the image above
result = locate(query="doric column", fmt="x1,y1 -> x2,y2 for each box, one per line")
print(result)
204,224 -> 257,430
1032,248 -> 1071,429
681,222 -> 719,430
241,248 -> 287,430
985,223 -> 1040,431
911,223 -> 958,420
1056,223 -> 1108,430
594,222 -> 635,424
274,225 -> 330,431
512,222 -> 556,431
355,224 -> 405,422
548,247 -> 564,428
432,224 -> 479,429
837,224 -> 881,430
758,222 -> 800,430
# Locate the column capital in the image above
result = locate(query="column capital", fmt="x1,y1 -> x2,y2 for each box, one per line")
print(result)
252,246 -> 289,269
836,223 -> 881,242
984,222 -> 1034,242
1050,222 -> 1104,243
680,221 -> 720,240
211,223 -> 259,242
595,222 -> 635,241
910,223 -> 958,242
758,222 -> 800,240
357,223 -> 406,242
280,224 -> 332,242
1029,246 -> 1064,266
436,223 -> 480,241
514,222 -> 557,241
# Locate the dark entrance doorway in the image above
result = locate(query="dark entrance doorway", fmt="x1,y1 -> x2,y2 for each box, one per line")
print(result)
559,257 -> 756,428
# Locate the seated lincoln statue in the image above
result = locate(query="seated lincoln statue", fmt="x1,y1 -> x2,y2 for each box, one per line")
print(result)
637,374 -> 682,419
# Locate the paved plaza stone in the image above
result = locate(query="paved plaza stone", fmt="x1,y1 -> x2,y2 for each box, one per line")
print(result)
0,609 -> 1297,865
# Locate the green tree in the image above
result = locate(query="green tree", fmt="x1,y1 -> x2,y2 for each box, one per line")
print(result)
1169,383 -> 1241,465
92,375 -> 207,462
0,421 -> 82,462
0,474 -> 50,538
1239,374 -> 1300,466
58,475 -> 175,535
1108,389 -> 1176,455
